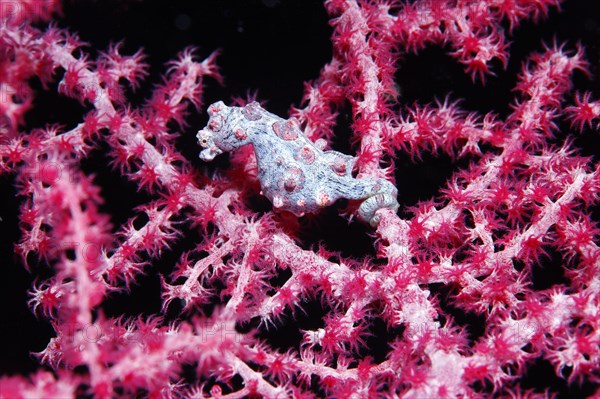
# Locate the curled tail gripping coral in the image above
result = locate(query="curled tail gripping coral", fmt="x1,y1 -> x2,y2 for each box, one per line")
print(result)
197,101 -> 399,226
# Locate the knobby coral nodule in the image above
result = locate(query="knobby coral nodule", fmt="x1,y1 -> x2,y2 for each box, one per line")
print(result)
197,101 -> 400,225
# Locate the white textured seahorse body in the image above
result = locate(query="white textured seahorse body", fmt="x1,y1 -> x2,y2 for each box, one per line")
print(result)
197,101 -> 399,226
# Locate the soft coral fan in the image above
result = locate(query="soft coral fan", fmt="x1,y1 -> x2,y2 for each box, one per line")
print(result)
1,0 -> 599,398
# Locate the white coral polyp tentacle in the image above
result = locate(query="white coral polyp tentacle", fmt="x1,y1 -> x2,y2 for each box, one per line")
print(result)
197,101 -> 399,226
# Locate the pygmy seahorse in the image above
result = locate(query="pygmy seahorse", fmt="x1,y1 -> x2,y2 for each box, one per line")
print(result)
197,101 -> 399,226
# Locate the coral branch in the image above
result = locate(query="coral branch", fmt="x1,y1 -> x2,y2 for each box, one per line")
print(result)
1,1 -> 598,398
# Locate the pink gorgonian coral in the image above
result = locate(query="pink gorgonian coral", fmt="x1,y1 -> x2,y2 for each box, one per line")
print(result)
1,1 -> 599,398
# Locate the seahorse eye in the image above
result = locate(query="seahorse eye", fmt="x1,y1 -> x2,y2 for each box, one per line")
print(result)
198,136 -> 209,148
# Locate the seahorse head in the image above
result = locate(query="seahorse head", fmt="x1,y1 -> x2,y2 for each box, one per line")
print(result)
197,101 -> 254,161
197,128 -> 222,161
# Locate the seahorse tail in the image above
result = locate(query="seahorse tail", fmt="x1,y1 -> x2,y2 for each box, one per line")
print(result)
358,192 -> 399,226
